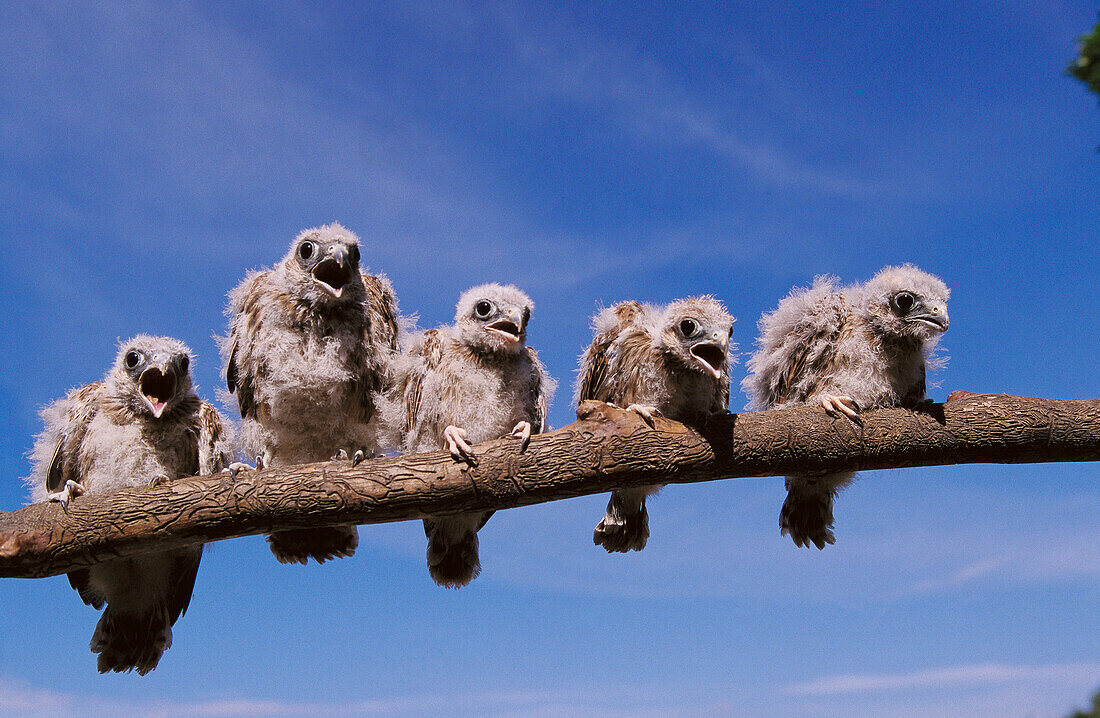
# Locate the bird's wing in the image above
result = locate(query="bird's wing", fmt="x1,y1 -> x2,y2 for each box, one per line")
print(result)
575,300 -> 644,405
45,382 -> 105,609
362,272 -> 401,353
67,569 -> 102,609
770,324 -> 843,406
525,347 -> 553,433
342,272 -> 402,423
46,382 -> 104,494
225,273 -> 268,420
399,329 -> 444,438
195,402 -> 231,475
166,548 -> 203,625
744,277 -> 853,408
719,364 -> 732,409
902,363 -> 927,407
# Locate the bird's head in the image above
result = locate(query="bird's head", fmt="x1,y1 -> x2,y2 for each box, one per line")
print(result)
109,335 -> 195,419
859,264 -> 950,341
455,283 -> 533,355
281,223 -> 365,305
658,296 -> 735,380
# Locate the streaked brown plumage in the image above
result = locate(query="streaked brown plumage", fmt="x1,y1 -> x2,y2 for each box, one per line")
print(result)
27,336 -> 231,675
575,296 -> 734,552
388,283 -> 554,587
742,264 -> 950,549
222,223 -> 402,564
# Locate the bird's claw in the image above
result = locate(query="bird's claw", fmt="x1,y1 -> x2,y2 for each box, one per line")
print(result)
509,421 -> 533,452
820,394 -> 860,422
443,425 -> 476,465
331,448 -> 368,466
626,404 -> 661,427
223,461 -> 256,478
46,480 -> 86,507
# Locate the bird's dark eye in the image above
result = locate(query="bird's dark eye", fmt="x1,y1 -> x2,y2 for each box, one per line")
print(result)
179,355 -> 189,373
125,351 -> 141,369
348,244 -> 360,266
475,300 -> 494,319
298,240 -> 315,261
892,292 -> 916,314
679,318 -> 699,337
522,306 -> 531,326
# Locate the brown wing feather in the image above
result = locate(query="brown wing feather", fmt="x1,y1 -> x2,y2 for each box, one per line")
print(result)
610,328 -> 653,406
67,568 -> 102,609
902,363 -> 927,408
47,382 -> 103,493
166,548 -> 203,625
773,326 -> 832,406
526,346 -> 549,432
226,274 -> 266,419
771,311 -> 855,407
196,402 -> 230,475
577,301 -> 642,404
401,329 -> 444,436
363,272 -> 400,352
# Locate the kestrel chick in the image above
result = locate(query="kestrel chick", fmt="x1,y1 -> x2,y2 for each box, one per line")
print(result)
26,335 -> 231,674
742,264 -> 950,549
223,223 -> 401,564
388,283 -> 555,588
575,297 -> 734,552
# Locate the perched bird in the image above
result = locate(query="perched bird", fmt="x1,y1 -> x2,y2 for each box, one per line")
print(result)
575,297 -> 734,552
26,335 -> 231,675
388,283 -> 555,588
742,264 -> 950,549
222,223 -> 401,564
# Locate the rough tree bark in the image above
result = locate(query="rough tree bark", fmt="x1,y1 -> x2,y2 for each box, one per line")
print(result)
1,392 -> 1097,579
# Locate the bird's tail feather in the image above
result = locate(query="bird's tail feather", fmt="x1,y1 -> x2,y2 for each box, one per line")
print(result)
780,471 -> 854,550
90,605 -> 171,676
594,489 -> 650,553
266,525 -> 358,565
424,514 -> 488,588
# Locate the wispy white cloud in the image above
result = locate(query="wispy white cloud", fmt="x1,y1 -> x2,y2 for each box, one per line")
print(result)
0,680 -> 558,718
787,661 -> 1100,695
0,679 -> 734,718
0,1 -> 771,300
479,2 -> 903,199
356,473 -> 1100,604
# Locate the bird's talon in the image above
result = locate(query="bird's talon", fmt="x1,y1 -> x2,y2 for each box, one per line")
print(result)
626,404 -> 660,427
443,426 -> 476,465
225,462 -> 256,478
351,450 -> 366,467
46,480 -> 86,507
509,421 -> 532,452
820,394 -> 860,422
332,449 -> 349,462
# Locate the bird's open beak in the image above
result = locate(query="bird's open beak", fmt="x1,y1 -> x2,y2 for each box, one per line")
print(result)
690,340 -> 727,379
139,365 -> 177,418
312,247 -> 352,298
487,317 -> 523,343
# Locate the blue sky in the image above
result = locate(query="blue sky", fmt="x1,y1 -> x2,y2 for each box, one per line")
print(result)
1,1 -> 1098,716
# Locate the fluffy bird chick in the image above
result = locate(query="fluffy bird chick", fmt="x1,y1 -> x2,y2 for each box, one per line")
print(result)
742,264 -> 950,549
575,297 -> 734,552
223,223 -> 401,565
26,336 -> 231,675
388,283 -> 555,588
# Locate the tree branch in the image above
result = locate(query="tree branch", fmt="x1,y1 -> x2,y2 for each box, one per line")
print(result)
1,392 -> 1097,579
